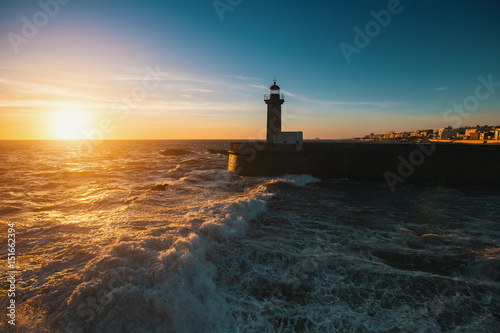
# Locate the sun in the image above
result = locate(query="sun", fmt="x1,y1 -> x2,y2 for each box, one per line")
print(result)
52,110 -> 90,140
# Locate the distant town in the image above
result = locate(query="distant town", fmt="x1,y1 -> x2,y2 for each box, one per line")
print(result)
355,125 -> 500,143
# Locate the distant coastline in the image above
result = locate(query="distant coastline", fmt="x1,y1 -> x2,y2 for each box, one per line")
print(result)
353,124 -> 500,144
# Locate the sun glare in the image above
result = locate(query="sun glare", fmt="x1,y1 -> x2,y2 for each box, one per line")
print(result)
53,111 -> 89,140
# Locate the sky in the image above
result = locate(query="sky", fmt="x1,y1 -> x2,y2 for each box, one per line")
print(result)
1,0 -> 500,140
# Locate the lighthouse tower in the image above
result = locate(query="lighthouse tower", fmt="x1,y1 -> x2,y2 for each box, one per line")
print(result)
264,80 -> 284,143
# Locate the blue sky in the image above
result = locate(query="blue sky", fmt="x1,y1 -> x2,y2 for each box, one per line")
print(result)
1,0 -> 500,139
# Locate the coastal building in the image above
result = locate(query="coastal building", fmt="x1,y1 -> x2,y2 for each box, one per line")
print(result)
438,127 -> 459,140
420,129 -> 434,137
264,81 -> 303,151
484,132 -> 492,140
361,126 -> 500,142
465,126 -> 491,140
410,131 -> 421,137
465,128 -> 478,138
469,132 -> 481,140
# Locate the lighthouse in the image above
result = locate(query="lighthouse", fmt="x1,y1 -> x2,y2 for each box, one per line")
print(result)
264,80 -> 303,150
264,80 -> 284,143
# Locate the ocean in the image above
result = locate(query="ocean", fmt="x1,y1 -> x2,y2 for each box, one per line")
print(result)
0,140 -> 499,333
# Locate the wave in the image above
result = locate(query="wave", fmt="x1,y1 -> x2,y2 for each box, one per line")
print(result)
21,179 -> 274,332
269,174 -> 321,187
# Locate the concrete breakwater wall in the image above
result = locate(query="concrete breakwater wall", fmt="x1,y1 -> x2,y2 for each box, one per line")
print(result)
228,141 -> 500,183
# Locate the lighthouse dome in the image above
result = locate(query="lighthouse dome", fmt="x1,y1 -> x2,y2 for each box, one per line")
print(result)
270,82 -> 280,90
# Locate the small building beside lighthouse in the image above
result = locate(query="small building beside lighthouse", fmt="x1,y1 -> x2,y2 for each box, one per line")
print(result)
264,81 -> 303,151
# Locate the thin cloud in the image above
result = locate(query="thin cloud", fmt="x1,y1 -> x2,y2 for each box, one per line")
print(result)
287,93 -> 403,109
249,84 -> 268,90
281,90 -> 296,97
223,74 -> 261,81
